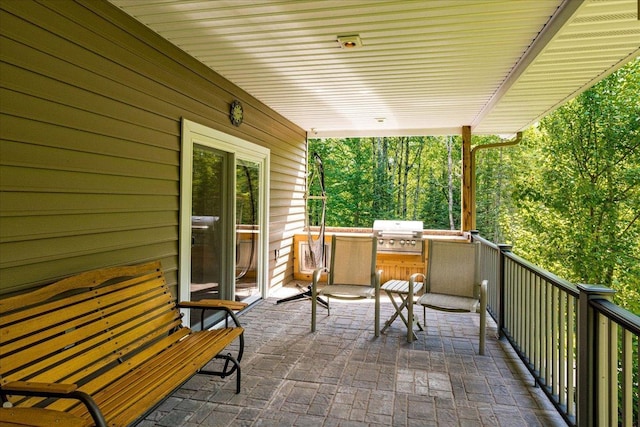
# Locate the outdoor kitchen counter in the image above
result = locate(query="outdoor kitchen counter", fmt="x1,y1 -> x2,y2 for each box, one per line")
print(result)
305,227 -> 471,239
293,230 -> 471,282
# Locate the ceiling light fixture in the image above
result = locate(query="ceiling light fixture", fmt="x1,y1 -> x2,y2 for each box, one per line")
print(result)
337,34 -> 363,49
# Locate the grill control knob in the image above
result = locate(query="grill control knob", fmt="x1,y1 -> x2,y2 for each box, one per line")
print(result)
378,239 -> 384,245
389,239 -> 394,245
411,240 -> 416,246
400,239 -> 406,245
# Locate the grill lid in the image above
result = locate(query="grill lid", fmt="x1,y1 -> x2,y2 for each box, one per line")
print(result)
373,220 -> 423,237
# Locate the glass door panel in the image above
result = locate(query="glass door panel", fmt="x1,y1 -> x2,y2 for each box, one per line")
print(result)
190,145 -> 228,328
235,159 -> 260,302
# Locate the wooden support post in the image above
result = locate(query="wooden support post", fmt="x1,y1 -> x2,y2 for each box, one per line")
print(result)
461,126 -> 473,231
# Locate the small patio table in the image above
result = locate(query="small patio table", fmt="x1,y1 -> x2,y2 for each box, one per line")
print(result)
381,279 -> 424,342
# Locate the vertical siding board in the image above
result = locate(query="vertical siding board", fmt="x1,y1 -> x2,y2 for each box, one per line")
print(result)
0,0 -> 306,294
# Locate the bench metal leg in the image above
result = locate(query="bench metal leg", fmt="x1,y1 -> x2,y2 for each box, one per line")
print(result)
199,353 -> 242,394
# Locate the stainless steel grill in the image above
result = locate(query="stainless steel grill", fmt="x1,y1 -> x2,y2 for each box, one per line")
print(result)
373,220 -> 424,255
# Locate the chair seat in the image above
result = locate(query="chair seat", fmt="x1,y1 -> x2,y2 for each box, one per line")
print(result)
417,293 -> 479,312
320,284 -> 376,298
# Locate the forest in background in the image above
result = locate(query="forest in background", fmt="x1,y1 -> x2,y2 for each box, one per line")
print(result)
308,58 -> 639,314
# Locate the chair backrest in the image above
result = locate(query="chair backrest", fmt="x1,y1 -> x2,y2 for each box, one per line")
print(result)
426,240 -> 479,298
329,235 -> 377,286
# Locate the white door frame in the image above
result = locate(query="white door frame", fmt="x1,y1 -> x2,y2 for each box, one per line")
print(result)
180,119 -> 270,324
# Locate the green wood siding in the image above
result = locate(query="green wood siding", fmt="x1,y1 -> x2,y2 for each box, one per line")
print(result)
0,0 -> 306,295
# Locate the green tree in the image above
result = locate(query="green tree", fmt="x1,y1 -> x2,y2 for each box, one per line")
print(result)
309,137 -> 376,227
507,59 -> 640,313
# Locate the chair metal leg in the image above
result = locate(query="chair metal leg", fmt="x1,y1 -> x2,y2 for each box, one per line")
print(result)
479,310 -> 486,355
311,284 -> 317,332
374,291 -> 380,337
479,279 -> 488,355
423,307 -> 426,331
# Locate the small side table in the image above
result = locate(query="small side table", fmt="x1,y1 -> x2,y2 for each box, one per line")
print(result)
381,279 -> 424,342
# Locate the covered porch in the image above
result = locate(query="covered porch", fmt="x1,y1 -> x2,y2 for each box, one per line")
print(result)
1,1 -> 638,426
139,288 -> 566,427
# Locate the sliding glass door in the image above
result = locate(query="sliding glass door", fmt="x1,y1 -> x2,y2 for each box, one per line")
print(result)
181,119 -> 269,329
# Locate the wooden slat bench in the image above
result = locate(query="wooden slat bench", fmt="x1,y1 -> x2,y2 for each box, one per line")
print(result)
0,261 -> 246,427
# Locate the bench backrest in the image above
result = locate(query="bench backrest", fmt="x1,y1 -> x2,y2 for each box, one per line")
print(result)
0,261 -> 183,405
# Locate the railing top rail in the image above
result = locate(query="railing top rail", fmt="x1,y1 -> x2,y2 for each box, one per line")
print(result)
470,233 -> 499,250
590,298 -> 640,335
502,250 -> 580,298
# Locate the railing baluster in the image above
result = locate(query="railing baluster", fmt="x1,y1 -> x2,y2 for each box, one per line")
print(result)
539,280 -> 549,384
621,329 -> 632,426
534,274 -> 541,377
550,284 -> 556,396
597,313 -> 610,426
526,268 -> 533,367
567,296 -> 575,418
507,258 -> 514,338
519,264 -> 524,354
559,291 -> 566,410
609,319 -> 618,427
546,280 -> 553,389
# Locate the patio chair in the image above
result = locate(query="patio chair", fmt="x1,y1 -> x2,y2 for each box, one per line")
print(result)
310,234 -> 382,337
412,240 -> 487,355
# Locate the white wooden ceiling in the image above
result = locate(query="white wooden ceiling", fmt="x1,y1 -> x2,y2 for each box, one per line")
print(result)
111,0 -> 639,137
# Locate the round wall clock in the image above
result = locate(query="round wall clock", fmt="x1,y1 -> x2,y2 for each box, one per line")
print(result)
230,100 -> 243,126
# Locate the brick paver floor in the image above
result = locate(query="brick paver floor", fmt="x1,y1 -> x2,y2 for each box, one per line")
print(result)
137,285 -> 568,426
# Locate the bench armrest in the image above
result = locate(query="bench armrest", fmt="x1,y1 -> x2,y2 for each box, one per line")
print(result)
178,299 -> 246,328
179,299 -> 247,311
1,382 -> 107,427
177,299 -> 246,362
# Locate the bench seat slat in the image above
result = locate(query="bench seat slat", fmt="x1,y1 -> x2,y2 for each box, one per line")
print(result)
100,328 -> 243,406
7,315 -> 185,410
0,407 -> 89,427
77,328 -> 244,426
41,326 -> 191,413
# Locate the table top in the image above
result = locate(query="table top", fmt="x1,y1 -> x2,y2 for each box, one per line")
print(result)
381,279 -> 423,294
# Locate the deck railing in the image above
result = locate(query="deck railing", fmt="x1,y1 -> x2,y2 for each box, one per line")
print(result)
471,232 -> 639,427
